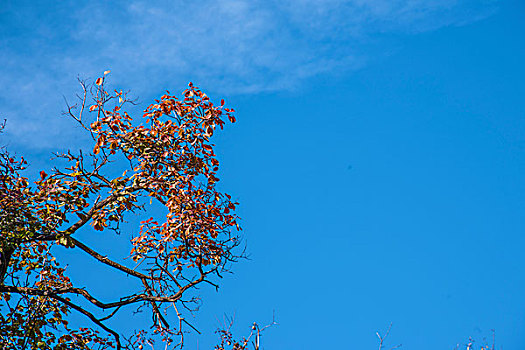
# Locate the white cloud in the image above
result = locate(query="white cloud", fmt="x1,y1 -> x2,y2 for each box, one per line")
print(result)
0,0 -> 497,148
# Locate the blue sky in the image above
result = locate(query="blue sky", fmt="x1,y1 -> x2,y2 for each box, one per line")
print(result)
1,0 -> 524,349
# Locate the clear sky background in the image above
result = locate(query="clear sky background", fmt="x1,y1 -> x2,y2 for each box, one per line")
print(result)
1,0 -> 524,349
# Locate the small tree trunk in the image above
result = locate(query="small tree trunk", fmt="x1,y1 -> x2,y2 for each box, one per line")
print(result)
0,245 -> 14,285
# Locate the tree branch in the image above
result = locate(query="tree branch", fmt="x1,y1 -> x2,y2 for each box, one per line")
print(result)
141,278 -> 170,329
0,285 -> 191,309
70,237 -> 155,281
52,294 -> 122,350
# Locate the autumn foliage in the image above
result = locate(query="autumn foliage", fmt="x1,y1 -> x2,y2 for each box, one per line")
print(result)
0,74 -> 245,349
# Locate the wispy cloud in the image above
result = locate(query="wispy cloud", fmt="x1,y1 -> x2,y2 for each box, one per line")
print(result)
0,0 -> 497,148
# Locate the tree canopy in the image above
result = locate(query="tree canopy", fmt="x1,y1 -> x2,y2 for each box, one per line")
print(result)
0,74 -> 254,349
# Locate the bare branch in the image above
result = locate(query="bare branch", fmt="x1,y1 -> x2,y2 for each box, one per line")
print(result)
70,237 -> 155,281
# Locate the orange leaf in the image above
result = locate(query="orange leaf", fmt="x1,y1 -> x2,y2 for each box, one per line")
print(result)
95,77 -> 103,86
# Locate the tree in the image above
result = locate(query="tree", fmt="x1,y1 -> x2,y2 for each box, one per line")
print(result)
0,74 -> 248,349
